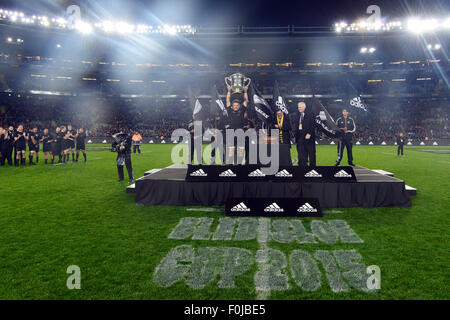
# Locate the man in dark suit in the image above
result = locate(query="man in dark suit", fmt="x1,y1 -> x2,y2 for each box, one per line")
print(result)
274,109 -> 292,166
293,101 -> 316,166
396,132 -> 405,156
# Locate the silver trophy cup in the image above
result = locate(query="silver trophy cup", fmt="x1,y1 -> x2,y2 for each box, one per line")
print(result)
225,73 -> 251,94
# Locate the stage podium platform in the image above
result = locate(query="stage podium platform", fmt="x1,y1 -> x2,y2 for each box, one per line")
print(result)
129,165 -> 414,208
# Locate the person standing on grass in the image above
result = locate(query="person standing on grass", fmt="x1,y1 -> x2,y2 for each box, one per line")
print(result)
53,126 -> 63,164
41,128 -> 53,165
75,128 -> 88,162
27,127 -> 39,165
397,132 -> 405,156
1,126 -> 14,166
14,124 -> 28,166
67,124 -> 77,162
114,130 -> 134,183
132,131 -> 143,154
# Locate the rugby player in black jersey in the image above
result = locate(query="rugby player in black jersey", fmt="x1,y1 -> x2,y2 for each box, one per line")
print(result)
14,125 -> 28,166
75,128 -> 88,162
225,84 -> 249,164
27,127 -> 40,165
41,128 -> 53,164
52,126 -> 63,164
67,124 -> 77,162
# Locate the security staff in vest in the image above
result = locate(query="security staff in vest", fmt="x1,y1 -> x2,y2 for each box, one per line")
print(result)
294,101 -> 316,166
335,108 -> 356,166
397,132 -> 405,156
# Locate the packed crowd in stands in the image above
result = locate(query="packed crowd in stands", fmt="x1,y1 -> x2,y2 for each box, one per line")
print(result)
0,95 -> 448,142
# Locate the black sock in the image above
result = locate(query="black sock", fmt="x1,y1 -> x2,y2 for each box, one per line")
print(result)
21,158 -> 25,165
76,154 -> 79,161
29,156 -> 33,163
36,157 -> 39,162
72,153 -> 75,161
51,158 -> 54,164
45,159 -> 48,164
83,153 -> 86,161
58,155 -> 61,162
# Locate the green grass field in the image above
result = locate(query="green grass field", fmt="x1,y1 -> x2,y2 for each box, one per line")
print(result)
0,144 -> 449,300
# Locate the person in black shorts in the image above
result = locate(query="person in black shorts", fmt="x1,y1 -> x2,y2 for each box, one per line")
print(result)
41,128 -> 53,164
1,126 -> 14,166
27,127 -> 40,165
14,125 -> 28,166
67,124 -> 77,162
76,128 -> 88,162
225,84 -> 249,165
52,126 -> 62,164
61,126 -> 70,163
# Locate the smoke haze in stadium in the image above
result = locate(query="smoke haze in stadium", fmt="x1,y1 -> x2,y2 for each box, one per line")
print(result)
0,0 -> 449,27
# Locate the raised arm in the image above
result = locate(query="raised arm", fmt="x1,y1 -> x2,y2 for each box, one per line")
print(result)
226,84 -> 231,108
243,85 -> 249,107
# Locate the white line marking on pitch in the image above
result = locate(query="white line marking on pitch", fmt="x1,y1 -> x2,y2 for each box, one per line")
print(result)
256,218 -> 270,300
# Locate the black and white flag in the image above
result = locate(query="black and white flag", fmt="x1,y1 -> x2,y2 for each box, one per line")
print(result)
273,81 -> 289,115
347,80 -> 368,113
249,83 -> 273,124
349,96 -> 368,112
188,86 -> 208,120
311,97 -> 342,137
210,85 -> 228,117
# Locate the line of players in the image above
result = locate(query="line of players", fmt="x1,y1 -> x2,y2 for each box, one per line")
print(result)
0,124 -> 88,166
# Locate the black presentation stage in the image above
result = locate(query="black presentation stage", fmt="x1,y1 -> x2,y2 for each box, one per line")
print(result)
131,165 -> 413,208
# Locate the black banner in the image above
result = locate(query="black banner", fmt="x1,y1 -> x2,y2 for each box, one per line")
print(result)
186,165 -> 356,182
226,197 -> 322,217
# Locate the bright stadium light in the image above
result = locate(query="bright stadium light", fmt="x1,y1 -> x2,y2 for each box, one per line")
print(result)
369,47 -> 376,53
434,44 -> 441,50
75,21 -> 93,34
6,37 -> 12,42
408,18 -> 439,33
360,47 -> 368,53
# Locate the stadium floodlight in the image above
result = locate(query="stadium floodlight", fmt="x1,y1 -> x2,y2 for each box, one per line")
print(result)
369,47 -> 376,53
443,17 -> 450,28
75,21 -> 93,34
408,18 -> 439,33
434,44 -> 441,50
116,22 -> 135,34
56,44 -> 61,48
6,37 -> 12,42
360,47 -> 368,53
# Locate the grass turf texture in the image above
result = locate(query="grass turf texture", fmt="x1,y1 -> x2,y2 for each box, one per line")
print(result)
0,144 -> 448,300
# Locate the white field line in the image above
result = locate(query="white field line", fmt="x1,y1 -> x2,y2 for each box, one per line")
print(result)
256,217 -> 270,300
